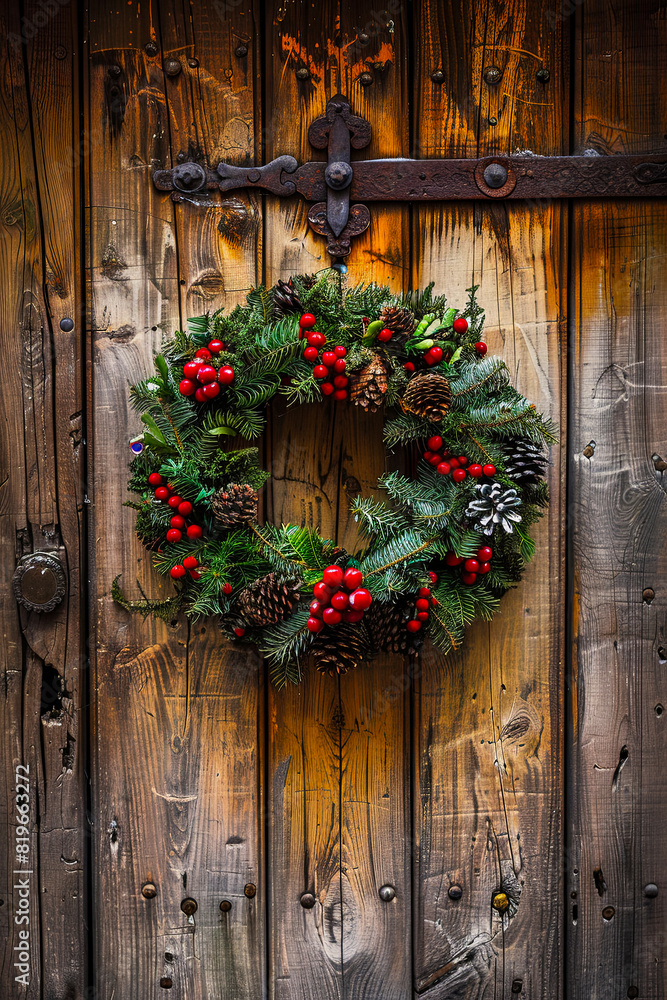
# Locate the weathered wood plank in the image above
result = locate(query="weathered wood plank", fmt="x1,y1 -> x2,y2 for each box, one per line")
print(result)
568,3 -> 667,997
0,2 -> 87,996
412,2 -> 565,997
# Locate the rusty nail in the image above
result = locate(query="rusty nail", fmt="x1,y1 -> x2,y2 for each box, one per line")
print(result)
244,883 -> 256,898
488,116 -> 498,126
492,891 -> 509,912
652,453 -> 667,471
109,64 -> 122,77
60,318 -> 74,332
300,892 -> 316,909
602,905 -> 615,920
627,989 -> 638,999
643,588 -> 655,604
144,41 -> 159,56
431,69 -> 445,84
54,46 -> 67,60
159,978 -> 173,989
537,68 -> 550,83
219,899 -> 232,912
141,882 -> 157,899
483,162 -> 508,189
188,57 -> 199,68
360,72 -> 373,86
180,897 -> 197,915
583,443 -> 595,458
295,67 -> 310,81
644,883 -> 658,897
235,43 -> 248,58
483,65 -> 501,85
358,31 -> 370,44
379,884 -> 395,901
511,981 -> 523,995
448,884 -> 463,900
164,58 -> 182,77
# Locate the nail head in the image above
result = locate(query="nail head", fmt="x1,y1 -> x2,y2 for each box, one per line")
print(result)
492,891 -> 509,912
488,116 -> 498,126
358,32 -> 370,44
483,65 -> 501,85
448,884 -> 463,900
187,58 -> 199,68
109,64 -> 122,77
644,883 -> 658,897
55,46 -> 67,60
360,72 -> 373,86
511,981 -> 523,995
379,884 -> 395,902
235,44 -> 248,58
295,67 -> 310,81
483,162 -> 508,189
602,905 -> 615,920
244,883 -> 256,898
60,317 -> 74,332
180,897 -> 197,915
164,58 -> 182,77
144,41 -> 159,56
431,69 -> 445,84
300,892 -> 316,908
537,68 -> 550,83
141,882 -> 157,899
219,899 -> 232,912
643,588 -> 655,604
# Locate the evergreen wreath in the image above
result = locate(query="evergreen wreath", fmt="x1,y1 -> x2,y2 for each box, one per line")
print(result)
114,271 -> 557,688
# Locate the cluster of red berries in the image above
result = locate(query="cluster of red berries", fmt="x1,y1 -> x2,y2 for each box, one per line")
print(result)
307,565 -> 373,633
423,437 -> 496,481
178,341 -> 235,402
299,313 -> 349,401
406,572 -> 438,632
445,546 -> 493,585
148,473 -> 204,579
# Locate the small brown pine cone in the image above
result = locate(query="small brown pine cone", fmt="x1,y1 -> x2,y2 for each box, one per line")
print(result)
365,600 -> 424,656
349,354 -> 388,413
211,483 -> 258,529
400,372 -> 452,422
237,573 -> 301,626
311,623 -> 370,676
379,305 -> 416,338
272,278 -> 304,318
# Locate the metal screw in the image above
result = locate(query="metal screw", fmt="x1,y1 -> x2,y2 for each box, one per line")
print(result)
54,46 -> 67,60
219,899 -> 232,912
144,41 -> 159,56
244,883 -> 256,898
295,67 -> 310,81
180,897 -> 197,916
379,884 -> 395,902
536,68 -> 550,83
492,891 -> 509,912
643,588 -> 655,604
483,65 -> 501,85
60,317 -> 74,332
431,69 -> 445,84
602,905 -> 615,920
644,883 -> 659,897
360,72 -> 373,86
141,882 -> 157,899
109,64 -> 122,77
235,43 -> 248,58
448,884 -> 463,900
483,162 -> 508,189
300,892 -> 316,909
159,978 -> 173,989
164,58 -> 182,77
488,116 -> 498,126
358,31 -> 370,44
187,58 -> 199,68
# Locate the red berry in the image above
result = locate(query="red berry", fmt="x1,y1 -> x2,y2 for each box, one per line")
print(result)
343,567 -> 363,591
183,556 -> 198,570
323,607 -> 342,626
183,359 -> 203,378
436,462 -> 451,476
190,570 -> 201,580
155,486 -> 170,500
168,495 -> 183,508
428,345 -> 443,363
458,456 -> 468,465
307,331 -> 326,347
178,501 -> 193,516
461,571 -> 477,585
299,313 -> 316,330
449,457 -> 460,468
321,350 -> 336,367
417,611 -> 429,621
445,552 -> 464,566
478,546 -> 493,561
378,327 -> 393,342
483,464 -> 496,477
186,524 -> 203,539
307,617 -> 324,633
313,365 -> 328,379
475,342 -> 487,356
404,362 -> 415,372
427,435 -> 443,451
170,564 -> 186,579
333,375 -> 348,389
334,345 -> 347,358
196,365 -> 217,384
313,581 -> 333,602
428,453 -> 442,467
334,389 -> 347,400
179,378 -> 196,396
464,559 -> 479,573
468,464 -> 483,478
309,600 -> 324,619
234,627 -> 246,637
406,620 -> 422,633
424,349 -> 438,366
429,571 -> 438,584
330,591 -> 350,611
418,587 -> 431,598
195,348 -> 212,360
166,529 -> 182,543
348,588 -> 372,611
453,317 -> 468,334
415,598 -> 430,612
452,468 -> 466,483
478,562 -> 491,574
208,340 -> 224,354
423,450 -> 433,463
148,473 -> 163,486
321,382 -> 334,396
218,366 -> 235,384
303,346 -> 319,362
333,358 -> 346,373
170,515 -> 186,529
323,565 -> 344,588
195,387 -> 207,402
342,610 -> 365,623
203,382 -> 220,399
222,582 -> 233,595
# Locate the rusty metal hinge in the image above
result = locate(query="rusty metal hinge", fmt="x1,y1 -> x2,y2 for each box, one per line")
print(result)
152,95 -> 667,259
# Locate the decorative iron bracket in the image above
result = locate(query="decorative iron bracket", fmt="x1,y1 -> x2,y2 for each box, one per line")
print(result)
152,95 -> 667,259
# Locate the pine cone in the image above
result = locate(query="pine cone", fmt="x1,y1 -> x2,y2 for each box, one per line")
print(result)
503,440 -> 548,483
401,372 -> 452,422
272,278 -> 303,318
211,483 -> 258,529
379,305 -> 415,338
311,623 -> 370,676
366,600 -> 423,656
349,354 -> 388,413
237,573 -> 301,626
466,482 -> 522,535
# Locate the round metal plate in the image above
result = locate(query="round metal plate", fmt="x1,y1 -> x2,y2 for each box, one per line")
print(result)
474,158 -> 517,198
13,553 -> 66,613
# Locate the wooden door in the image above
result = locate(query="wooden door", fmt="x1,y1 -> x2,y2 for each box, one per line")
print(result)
1,1 -> 665,998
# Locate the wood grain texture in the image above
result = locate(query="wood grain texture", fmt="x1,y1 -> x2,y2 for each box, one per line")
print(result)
0,1 -> 87,996
411,2 -> 565,997
568,2 -> 667,997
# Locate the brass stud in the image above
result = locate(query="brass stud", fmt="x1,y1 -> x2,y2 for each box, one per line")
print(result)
244,883 -> 256,898
180,897 -> 197,916
536,68 -> 550,83
235,43 -> 248,58
219,899 -> 232,912
448,884 -> 463,900
295,67 -> 310,81
644,883 -> 658,897
300,892 -> 316,909
360,72 -> 373,86
378,884 -> 395,901
492,891 -> 509,912
144,41 -> 159,56
483,65 -> 501,85
141,882 -> 157,899
431,69 -> 445,84
602,905 -> 615,920
164,58 -> 182,77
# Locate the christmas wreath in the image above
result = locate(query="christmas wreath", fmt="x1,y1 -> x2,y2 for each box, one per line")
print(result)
115,271 -> 556,687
